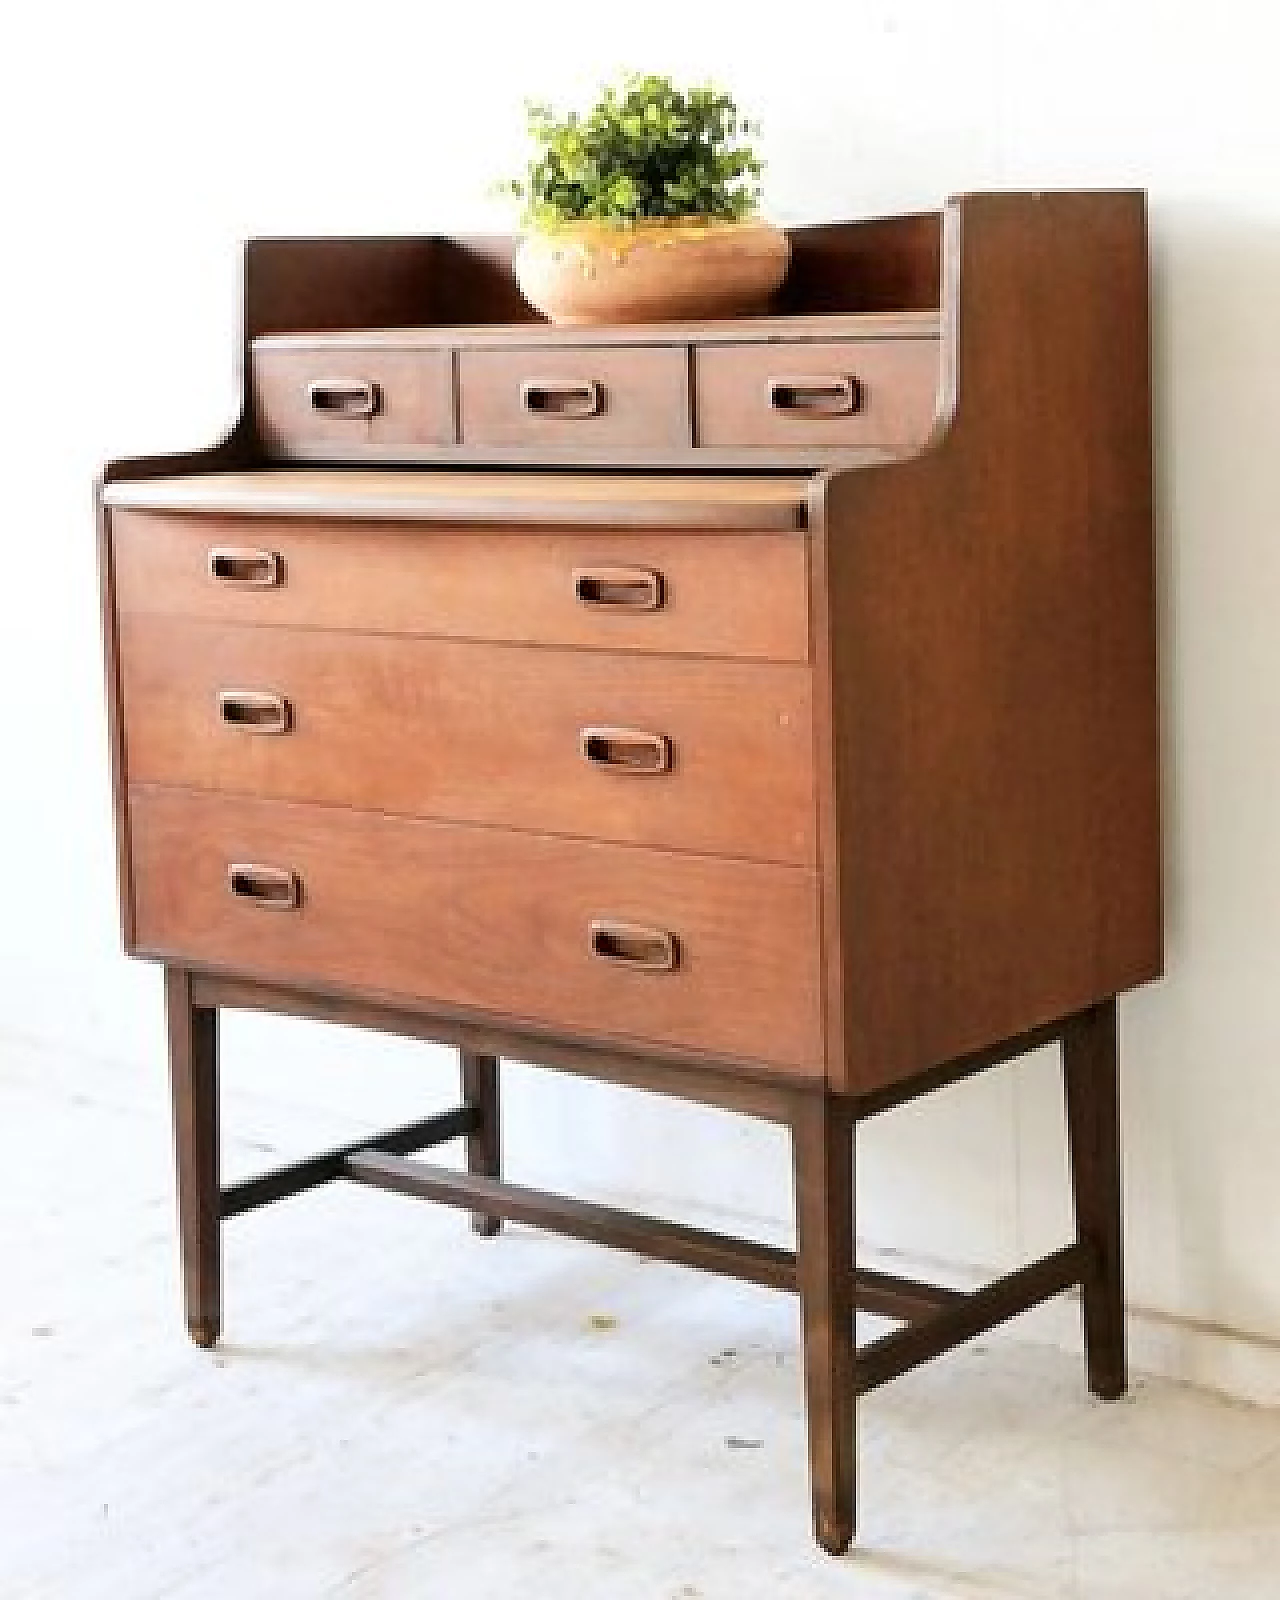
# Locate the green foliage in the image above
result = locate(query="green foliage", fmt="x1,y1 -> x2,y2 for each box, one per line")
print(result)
500,74 -> 764,228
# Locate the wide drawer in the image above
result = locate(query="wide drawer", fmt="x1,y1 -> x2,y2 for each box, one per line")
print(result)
457,346 -> 690,449
695,337 -> 940,449
253,343 -> 454,456
118,618 -> 816,865
109,511 -> 810,662
129,787 -> 824,1074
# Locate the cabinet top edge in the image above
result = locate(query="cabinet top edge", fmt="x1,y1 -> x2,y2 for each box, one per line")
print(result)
101,468 -> 820,531
252,309 -> 943,351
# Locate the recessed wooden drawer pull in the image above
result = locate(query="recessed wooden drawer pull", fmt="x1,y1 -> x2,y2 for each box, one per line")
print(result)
767,375 -> 861,417
217,689 -> 293,735
520,378 -> 604,418
589,919 -> 680,972
208,547 -> 284,587
573,566 -> 665,611
307,378 -> 381,418
226,862 -> 301,910
580,726 -> 672,775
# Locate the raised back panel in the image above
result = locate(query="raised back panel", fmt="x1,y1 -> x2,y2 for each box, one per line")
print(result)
243,237 -> 442,338
775,213 -> 943,314
430,238 -> 541,325
242,212 -> 945,339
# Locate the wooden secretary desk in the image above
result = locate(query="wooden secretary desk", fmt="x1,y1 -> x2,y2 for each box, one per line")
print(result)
97,191 -> 1160,1554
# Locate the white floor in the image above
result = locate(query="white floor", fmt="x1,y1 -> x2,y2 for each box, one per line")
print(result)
4,1033 -> 1280,1600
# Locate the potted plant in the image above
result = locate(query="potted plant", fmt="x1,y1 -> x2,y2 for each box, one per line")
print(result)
501,73 -> 790,325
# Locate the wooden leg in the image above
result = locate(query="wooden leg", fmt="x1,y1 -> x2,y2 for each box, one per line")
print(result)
792,1090 -> 856,1555
164,966 -> 221,1348
1062,998 -> 1126,1400
460,1051 -> 502,1237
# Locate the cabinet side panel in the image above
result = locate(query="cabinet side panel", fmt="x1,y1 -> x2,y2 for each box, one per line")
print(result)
823,192 -> 1162,1093
96,500 -> 137,949
805,489 -> 847,1093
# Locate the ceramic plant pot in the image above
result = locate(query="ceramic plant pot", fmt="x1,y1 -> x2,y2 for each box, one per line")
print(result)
513,218 -> 791,325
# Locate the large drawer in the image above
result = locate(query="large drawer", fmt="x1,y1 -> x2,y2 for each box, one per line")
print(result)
118,618 -> 817,865
129,787 -> 824,1074
695,337 -> 940,450
458,346 -> 690,450
109,511 -> 810,663
253,343 -> 455,456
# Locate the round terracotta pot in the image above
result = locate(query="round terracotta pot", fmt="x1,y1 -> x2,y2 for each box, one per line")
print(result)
513,219 -> 791,326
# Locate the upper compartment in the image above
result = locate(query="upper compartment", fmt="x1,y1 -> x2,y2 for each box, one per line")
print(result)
244,211 -> 952,469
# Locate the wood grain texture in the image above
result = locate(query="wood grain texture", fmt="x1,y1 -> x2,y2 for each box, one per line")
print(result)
458,345 -> 690,448
97,196 -> 1156,1559
792,1092 -> 856,1555
118,618 -> 817,865
429,236 -> 540,326
460,1052 -> 502,1236
243,236 -> 449,339
855,1243 -> 1089,1396
109,511 -> 811,662
344,1131 -> 1062,1340
164,967 -> 221,1348
190,970 -> 800,1121
236,218 -> 944,467
101,470 -> 812,530
221,1105 -> 478,1219
814,191 -> 1161,1094
852,1013 -> 1072,1119
695,336 -> 941,450
130,787 -> 825,1074
1062,998 -> 1126,1399
239,217 -> 942,342
97,500 -> 137,950
98,428 -> 262,951
346,1151 -> 800,1288
775,212 -> 942,316
254,343 -> 454,456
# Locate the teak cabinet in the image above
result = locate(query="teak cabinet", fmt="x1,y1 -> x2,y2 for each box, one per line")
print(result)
98,191 -> 1161,1554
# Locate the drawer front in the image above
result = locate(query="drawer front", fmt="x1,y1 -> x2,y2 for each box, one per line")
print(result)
110,511 -> 810,663
129,788 -> 824,1074
695,338 -> 939,449
458,346 -> 690,449
119,619 -> 817,865
253,345 -> 454,456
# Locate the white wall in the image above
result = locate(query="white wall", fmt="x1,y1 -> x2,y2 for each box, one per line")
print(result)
5,1 -> 1279,1398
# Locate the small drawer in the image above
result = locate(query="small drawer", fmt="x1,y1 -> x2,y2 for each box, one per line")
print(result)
129,787 -> 824,1074
695,338 -> 940,450
118,618 -> 817,865
458,346 -> 690,450
253,342 -> 454,456
110,512 -> 811,663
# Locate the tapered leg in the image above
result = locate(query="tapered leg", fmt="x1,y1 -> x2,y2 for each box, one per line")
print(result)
1062,998 -> 1126,1399
164,966 -> 221,1348
792,1091 -> 856,1555
460,1051 -> 502,1237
